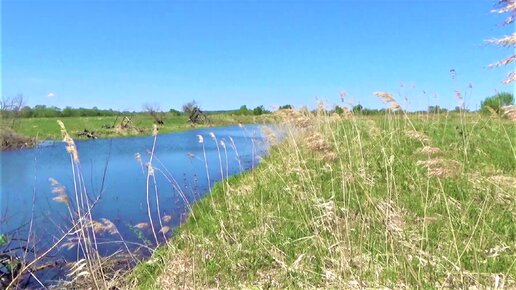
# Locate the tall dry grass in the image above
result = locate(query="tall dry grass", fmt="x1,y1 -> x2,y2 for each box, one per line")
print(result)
489,0 -> 516,83
148,95 -> 515,289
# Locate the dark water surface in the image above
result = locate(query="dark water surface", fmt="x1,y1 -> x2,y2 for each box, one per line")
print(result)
0,125 -> 268,264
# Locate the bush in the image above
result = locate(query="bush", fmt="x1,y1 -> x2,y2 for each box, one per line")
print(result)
252,105 -> 269,115
169,109 -> 182,116
480,92 -> 514,114
236,105 -> 251,115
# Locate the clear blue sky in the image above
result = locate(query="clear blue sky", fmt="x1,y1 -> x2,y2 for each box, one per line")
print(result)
2,0 -> 514,111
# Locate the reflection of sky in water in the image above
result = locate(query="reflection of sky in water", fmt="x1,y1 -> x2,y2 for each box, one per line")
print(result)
0,124 -> 269,260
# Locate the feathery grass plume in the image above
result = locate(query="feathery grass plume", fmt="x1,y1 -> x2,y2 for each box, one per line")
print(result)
339,90 -> 348,102
152,124 -> 158,136
316,101 -> 327,116
454,90 -> 465,110
489,0 -> 516,83
49,178 -> 69,204
162,215 -> 172,223
134,152 -> 142,162
134,152 -> 146,174
67,259 -> 90,280
51,183 -> 66,196
159,226 -> 171,235
374,91 -> 401,111
416,146 -> 441,155
374,91 -> 396,103
488,174 -> 516,188
405,130 -> 430,143
197,133 -> 211,192
89,218 -> 118,236
488,54 -> 516,67
49,177 -> 60,186
454,90 -> 463,100
329,112 -> 342,123
146,163 -> 155,176
492,0 -> 516,16
134,222 -> 150,230
101,219 -> 118,235
340,106 -> 353,118
416,158 -> 461,178
489,33 -> 516,46
389,102 -> 401,110
365,119 -> 381,137
503,71 -> 516,83
306,133 -> 331,152
501,105 -> 516,120
274,108 -> 314,128
261,126 -> 278,145
305,133 -> 337,161
186,152 -> 195,160
90,219 -> 106,234
53,194 -> 69,204
378,201 -> 405,236
57,120 -> 79,162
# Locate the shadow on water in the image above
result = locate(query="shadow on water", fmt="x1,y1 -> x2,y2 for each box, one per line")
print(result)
0,124 -> 271,288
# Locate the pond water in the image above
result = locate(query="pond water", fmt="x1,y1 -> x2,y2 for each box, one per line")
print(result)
0,125 -> 268,267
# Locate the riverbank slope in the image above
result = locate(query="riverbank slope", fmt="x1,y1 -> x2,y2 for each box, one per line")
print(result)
130,109 -> 516,289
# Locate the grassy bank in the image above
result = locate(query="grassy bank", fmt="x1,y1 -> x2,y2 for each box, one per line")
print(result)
10,113 -> 273,141
130,108 -> 515,289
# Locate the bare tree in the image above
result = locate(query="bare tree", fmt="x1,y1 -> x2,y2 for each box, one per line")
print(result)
182,100 -> 198,115
1,94 -> 25,129
182,100 -> 209,124
1,94 -> 36,149
143,103 -> 165,125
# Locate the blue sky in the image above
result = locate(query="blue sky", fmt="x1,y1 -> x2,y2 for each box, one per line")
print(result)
2,0 -> 514,111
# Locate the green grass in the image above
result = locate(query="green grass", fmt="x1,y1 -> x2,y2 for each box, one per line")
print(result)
11,113 -> 273,140
129,111 -> 516,289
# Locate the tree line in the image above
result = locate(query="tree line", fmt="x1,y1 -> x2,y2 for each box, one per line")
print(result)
1,92 -> 513,120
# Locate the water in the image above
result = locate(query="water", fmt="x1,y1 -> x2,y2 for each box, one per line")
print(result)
0,125 -> 268,266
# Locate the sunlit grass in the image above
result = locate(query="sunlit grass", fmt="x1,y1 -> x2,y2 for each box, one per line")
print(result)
14,113 -> 273,140
132,109 -> 515,289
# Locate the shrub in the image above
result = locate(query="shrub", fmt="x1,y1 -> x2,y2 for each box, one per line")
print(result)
480,92 -> 514,114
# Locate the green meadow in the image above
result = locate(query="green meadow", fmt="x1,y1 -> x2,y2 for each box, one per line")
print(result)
12,113 -> 272,140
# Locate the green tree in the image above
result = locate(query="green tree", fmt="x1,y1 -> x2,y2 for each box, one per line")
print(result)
62,106 -> 74,117
480,92 -> 514,114
19,106 -> 33,118
237,105 -> 250,115
352,104 -> 363,113
169,108 -> 182,116
253,105 -> 266,115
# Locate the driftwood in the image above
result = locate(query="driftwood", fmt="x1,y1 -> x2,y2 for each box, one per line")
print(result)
77,129 -> 98,139
188,107 -> 210,124
0,129 -> 37,150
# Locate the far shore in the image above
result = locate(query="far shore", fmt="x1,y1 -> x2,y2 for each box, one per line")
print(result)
1,113 -> 275,150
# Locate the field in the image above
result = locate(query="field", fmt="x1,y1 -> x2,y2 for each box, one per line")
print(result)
130,108 -> 516,289
11,113 -> 272,140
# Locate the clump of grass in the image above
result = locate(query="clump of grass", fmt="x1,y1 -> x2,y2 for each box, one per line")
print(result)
502,105 -> 516,121
135,94 -> 515,289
